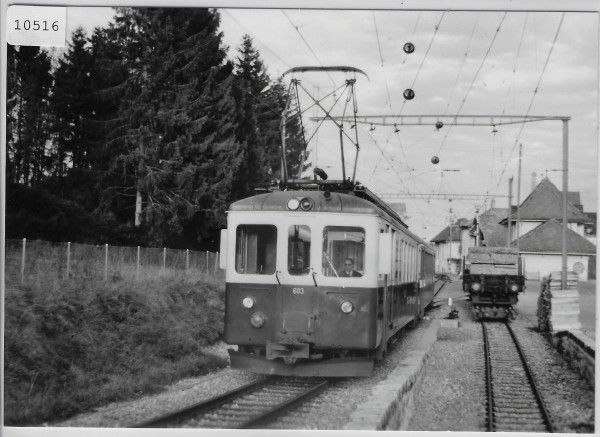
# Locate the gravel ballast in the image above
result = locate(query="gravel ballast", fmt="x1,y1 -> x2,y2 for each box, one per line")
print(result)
50,279 -> 594,432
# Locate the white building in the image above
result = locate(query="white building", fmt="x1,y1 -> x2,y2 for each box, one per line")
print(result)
430,177 -> 596,281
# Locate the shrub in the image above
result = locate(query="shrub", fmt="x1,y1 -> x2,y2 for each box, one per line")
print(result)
4,274 -> 227,425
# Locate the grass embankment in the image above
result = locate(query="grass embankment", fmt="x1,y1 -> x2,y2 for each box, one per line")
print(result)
4,273 -> 227,425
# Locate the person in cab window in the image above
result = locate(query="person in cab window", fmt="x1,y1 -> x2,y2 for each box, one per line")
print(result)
342,258 -> 362,277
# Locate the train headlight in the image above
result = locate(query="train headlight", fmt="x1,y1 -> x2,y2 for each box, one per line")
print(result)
242,297 -> 255,309
341,301 -> 354,314
509,284 -> 520,292
471,282 -> 482,292
300,198 -> 313,211
250,312 -> 266,328
287,198 -> 300,210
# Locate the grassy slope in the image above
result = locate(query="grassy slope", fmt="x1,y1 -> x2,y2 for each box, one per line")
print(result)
4,274 -> 227,425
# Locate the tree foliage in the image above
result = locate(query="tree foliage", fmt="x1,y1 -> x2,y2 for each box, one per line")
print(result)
5,8 -> 307,250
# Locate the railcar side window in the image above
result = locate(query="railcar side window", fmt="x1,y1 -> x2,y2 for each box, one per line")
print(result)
322,226 -> 365,277
235,225 -> 277,275
288,225 -> 311,275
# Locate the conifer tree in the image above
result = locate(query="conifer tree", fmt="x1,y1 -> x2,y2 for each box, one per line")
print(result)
100,7 -> 243,248
6,45 -> 53,186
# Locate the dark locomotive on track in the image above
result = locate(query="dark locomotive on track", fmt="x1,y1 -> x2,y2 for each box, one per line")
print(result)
219,180 -> 436,377
462,246 -> 525,319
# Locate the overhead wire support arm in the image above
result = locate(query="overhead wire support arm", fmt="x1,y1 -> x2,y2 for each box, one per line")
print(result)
310,114 -> 571,126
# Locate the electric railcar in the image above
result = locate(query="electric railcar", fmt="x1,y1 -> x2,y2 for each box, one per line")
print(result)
219,181 -> 436,377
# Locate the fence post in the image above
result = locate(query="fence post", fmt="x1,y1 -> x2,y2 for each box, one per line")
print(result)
66,242 -> 71,280
206,251 -> 209,272
104,244 -> 109,281
136,246 -> 140,281
163,247 -> 167,272
215,251 -> 219,272
21,238 -> 26,284
186,249 -> 189,271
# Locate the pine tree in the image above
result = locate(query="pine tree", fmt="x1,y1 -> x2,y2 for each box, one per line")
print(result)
6,45 -> 53,186
97,7 -> 243,248
50,28 -> 96,175
232,35 -> 307,193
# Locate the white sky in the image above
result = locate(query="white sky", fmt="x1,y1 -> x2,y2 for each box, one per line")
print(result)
58,6 -> 600,240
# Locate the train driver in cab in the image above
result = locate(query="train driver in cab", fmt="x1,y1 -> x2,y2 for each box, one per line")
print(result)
341,257 -> 362,277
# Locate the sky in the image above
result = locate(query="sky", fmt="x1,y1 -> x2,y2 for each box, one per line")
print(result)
58,5 -> 600,241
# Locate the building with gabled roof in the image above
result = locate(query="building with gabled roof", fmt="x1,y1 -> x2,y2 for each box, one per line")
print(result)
500,177 -> 593,241
516,219 -> 596,280
429,176 -> 596,280
430,218 -> 471,274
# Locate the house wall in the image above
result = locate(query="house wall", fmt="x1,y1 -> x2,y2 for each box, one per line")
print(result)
522,253 -> 590,282
460,229 -> 475,272
433,241 -> 461,274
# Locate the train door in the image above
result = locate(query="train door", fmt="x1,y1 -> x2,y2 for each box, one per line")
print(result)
416,244 -> 423,318
376,225 -> 391,359
280,224 -> 315,340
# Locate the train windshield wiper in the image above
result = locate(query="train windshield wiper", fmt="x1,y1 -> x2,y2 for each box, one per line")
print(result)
323,252 -> 344,289
275,270 -> 281,286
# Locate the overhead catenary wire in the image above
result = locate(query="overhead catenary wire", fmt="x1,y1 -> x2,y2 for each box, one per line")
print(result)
441,12 -> 480,118
435,12 -> 508,157
501,12 -> 529,116
369,12 -> 447,189
281,10 -> 336,88
492,12 -> 566,194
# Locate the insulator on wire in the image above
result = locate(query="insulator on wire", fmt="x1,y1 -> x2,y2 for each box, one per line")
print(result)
403,89 -> 415,100
403,42 -> 415,54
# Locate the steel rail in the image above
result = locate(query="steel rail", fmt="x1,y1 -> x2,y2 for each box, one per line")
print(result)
481,322 -> 495,432
482,321 -> 555,433
240,379 -> 330,429
505,322 -> 555,433
131,376 -> 274,428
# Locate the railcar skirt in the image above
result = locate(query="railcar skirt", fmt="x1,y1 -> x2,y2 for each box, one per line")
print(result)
228,349 -> 374,377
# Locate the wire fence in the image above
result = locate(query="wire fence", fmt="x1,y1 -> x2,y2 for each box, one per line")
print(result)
5,239 -> 222,284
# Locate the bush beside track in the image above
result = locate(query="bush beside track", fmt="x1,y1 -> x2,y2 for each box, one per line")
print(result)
4,274 -> 227,425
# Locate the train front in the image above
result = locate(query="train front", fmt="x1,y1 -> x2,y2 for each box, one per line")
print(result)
219,190 -> 386,377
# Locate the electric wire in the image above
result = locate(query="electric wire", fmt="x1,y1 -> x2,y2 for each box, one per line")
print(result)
493,12 -> 566,194
281,10 -> 336,87
370,12 -> 446,191
221,10 -> 291,72
441,13 -> 480,118
435,12 -> 508,156
372,12 -> 394,114
501,13 -> 529,116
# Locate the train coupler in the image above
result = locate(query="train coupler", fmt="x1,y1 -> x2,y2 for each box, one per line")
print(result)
266,340 -> 310,361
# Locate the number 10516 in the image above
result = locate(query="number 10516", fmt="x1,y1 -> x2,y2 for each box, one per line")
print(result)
14,20 -> 59,31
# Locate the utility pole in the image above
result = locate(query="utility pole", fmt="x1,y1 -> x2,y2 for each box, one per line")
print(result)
562,120 -> 569,289
507,177 -> 513,246
516,143 -> 522,253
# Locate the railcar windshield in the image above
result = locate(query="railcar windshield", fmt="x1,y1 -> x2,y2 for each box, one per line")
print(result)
288,225 -> 311,275
235,225 -> 277,274
322,226 -> 365,277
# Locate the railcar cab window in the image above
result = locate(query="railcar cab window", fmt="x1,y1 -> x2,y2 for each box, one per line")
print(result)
235,225 -> 277,275
322,226 -> 365,277
288,225 -> 311,275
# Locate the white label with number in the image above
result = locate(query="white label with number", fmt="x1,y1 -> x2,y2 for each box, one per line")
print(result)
7,6 -> 66,47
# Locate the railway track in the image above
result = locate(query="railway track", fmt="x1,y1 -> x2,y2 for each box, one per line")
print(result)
132,376 -> 330,429
482,321 -> 554,432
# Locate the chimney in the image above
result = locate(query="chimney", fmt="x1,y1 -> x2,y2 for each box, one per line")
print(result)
531,172 -> 537,193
